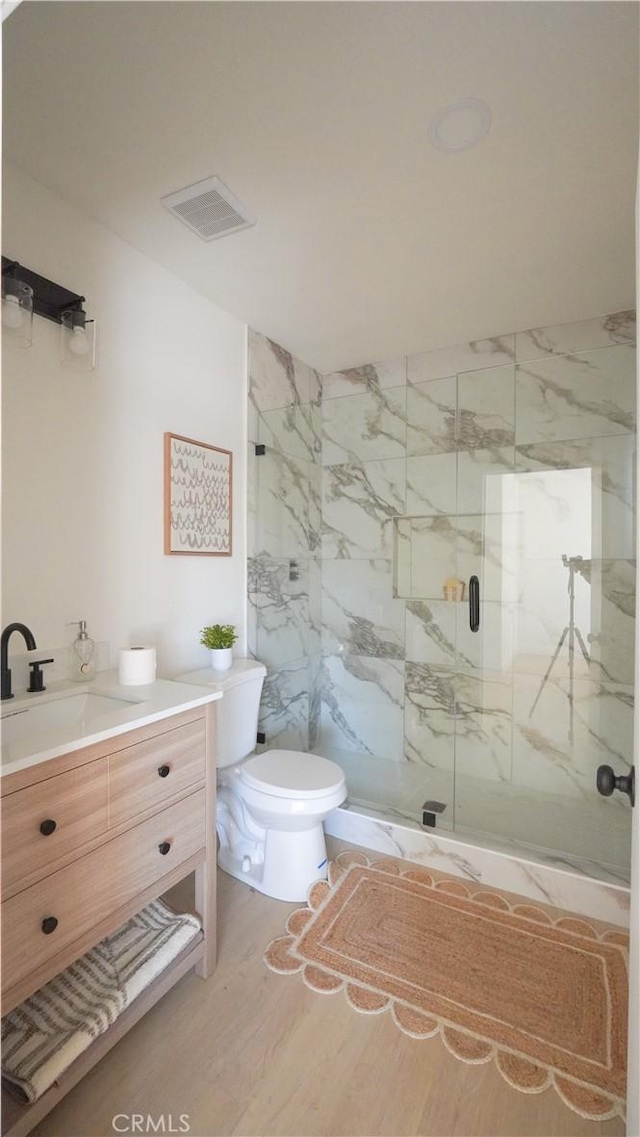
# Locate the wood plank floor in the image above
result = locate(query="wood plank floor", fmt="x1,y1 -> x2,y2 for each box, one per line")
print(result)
31,842 -> 626,1137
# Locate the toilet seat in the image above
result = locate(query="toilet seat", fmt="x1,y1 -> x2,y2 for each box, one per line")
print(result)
240,749 -> 345,800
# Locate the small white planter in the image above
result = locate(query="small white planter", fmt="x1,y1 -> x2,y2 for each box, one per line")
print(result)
209,647 -> 233,671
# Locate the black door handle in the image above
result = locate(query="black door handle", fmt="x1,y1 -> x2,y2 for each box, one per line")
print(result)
39,818 -> 57,836
469,576 -> 480,633
596,765 -> 635,806
41,916 -> 58,935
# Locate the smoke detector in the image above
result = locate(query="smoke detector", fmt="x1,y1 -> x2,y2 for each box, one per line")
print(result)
429,98 -> 492,153
161,176 -> 256,241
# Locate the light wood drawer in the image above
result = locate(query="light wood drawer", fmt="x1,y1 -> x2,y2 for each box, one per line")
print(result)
108,717 -> 205,827
1,761 -> 108,897
1,789 -> 205,994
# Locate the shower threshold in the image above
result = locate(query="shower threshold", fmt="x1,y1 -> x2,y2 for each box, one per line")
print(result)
313,745 -> 631,889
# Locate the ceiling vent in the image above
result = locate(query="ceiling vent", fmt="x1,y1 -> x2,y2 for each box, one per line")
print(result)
161,176 -> 256,242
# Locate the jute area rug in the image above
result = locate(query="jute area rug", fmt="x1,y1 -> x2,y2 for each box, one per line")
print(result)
263,851 -> 628,1122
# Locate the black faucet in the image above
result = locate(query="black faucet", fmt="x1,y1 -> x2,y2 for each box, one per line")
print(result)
1,623 -> 37,701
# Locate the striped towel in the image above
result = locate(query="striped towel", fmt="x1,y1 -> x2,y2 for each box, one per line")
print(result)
2,899 -> 201,1103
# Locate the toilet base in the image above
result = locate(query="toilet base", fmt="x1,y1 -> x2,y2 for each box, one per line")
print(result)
218,823 -> 329,902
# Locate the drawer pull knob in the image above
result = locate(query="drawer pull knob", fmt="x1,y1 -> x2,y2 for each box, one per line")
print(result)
40,819 -> 57,836
158,841 -> 172,856
41,916 -> 58,935
157,765 -> 171,778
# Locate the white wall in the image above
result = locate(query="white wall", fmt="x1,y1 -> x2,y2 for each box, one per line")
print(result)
2,163 -> 248,677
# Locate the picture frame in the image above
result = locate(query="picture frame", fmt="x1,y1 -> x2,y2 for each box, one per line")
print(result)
164,432 -> 232,556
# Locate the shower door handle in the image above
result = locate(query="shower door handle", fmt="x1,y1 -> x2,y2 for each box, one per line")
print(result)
469,576 -> 480,633
597,764 -> 635,807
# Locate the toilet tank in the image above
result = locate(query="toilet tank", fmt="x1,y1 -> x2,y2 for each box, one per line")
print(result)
210,659 -> 267,766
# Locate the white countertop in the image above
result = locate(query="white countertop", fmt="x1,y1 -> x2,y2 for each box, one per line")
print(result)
0,671 -> 222,778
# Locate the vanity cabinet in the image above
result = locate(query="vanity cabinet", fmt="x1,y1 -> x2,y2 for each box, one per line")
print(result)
0,701 -> 217,1137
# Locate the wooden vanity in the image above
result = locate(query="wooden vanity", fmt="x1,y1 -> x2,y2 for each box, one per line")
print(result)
1,695 -> 217,1136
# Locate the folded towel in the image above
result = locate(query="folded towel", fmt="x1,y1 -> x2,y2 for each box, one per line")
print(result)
2,899 -> 201,1103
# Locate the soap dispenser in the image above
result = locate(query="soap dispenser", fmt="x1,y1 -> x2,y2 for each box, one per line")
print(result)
71,620 -> 95,681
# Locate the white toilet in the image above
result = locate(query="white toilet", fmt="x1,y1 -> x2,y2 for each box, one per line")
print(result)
176,659 -> 347,901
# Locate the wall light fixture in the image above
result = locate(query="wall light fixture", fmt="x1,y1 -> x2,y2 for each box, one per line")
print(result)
1,262 -> 34,348
60,304 -> 97,370
1,257 -> 97,371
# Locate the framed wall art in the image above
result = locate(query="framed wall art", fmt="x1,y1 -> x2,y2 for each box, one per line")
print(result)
164,432 -> 232,556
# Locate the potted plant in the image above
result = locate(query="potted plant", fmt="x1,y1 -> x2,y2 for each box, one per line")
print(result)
200,623 -> 238,671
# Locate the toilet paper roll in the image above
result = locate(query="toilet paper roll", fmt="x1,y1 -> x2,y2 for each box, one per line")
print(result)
118,646 -> 157,686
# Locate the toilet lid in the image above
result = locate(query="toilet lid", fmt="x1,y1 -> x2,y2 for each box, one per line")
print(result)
240,750 -> 346,800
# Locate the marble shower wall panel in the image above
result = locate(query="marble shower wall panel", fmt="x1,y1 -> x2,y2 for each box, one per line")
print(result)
456,601 -> 517,672
456,449 -> 515,514
257,447 -> 310,560
248,329 -> 323,751
247,441 -> 260,660
404,662 -> 456,772
406,377 -> 457,456
322,558 -> 405,658
308,651 -> 322,750
515,311 -> 636,363
404,663 -> 512,784
407,335 -> 516,384
457,365 -> 515,451
322,459 -> 406,560
249,330 -> 305,415
454,669 -> 513,783
308,556 -> 323,658
258,404 -> 321,463
405,601 -> 457,667
591,558 -> 636,684
405,598 -> 516,673
308,454 -> 323,557
515,434 -> 636,560
512,674 -> 634,801
257,655 -> 309,751
322,386 -> 407,466
321,655 -> 405,758
456,512 -> 520,603
247,592 -> 258,661
323,358 -> 406,400
249,329 -> 321,414
515,345 -> 636,446
406,453 -> 457,516
248,554 -> 309,670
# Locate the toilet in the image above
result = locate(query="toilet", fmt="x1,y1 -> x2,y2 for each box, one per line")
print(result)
175,659 -> 346,901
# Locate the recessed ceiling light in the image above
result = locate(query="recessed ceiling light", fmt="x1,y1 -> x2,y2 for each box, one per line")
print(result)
429,98 -> 492,153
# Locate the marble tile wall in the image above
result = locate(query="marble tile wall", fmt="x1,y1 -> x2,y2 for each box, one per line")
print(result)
318,311 -> 636,876
247,312 -> 636,878
247,330 -> 323,750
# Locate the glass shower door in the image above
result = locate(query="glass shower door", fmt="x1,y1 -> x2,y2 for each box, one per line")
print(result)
452,346 -> 635,880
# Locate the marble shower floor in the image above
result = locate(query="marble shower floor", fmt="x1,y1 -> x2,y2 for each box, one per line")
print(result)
312,746 -> 631,887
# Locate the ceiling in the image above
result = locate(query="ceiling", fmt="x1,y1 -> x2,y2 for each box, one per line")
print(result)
3,1 -> 638,373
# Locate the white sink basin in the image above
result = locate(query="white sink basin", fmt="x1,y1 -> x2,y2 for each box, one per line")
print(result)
1,692 -> 137,745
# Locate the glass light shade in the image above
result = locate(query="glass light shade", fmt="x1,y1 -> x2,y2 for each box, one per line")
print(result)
1,277 -> 34,347
60,309 -> 97,371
